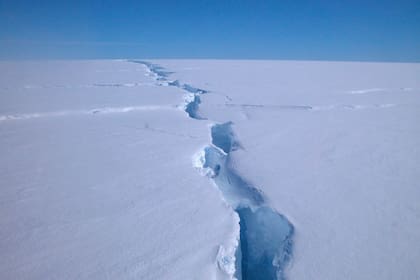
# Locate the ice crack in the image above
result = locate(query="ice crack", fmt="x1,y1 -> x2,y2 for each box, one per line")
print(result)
196,122 -> 294,280
135,61 -> 294,279
129,60 -> 208,119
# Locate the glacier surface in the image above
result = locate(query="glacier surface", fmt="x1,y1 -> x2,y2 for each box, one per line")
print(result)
1,59 -> 420,279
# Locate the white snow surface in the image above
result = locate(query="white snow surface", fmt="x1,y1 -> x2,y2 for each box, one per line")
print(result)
1,59 -> 420,279
0,60 -> 238,280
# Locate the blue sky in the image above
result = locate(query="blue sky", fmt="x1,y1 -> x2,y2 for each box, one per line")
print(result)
0,0 -> 419,61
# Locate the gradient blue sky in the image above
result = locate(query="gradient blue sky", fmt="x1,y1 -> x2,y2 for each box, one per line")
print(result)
0,0 -> 419,61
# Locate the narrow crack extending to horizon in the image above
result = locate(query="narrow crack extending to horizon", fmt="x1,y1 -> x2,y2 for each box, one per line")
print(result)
132,60 -> 294,280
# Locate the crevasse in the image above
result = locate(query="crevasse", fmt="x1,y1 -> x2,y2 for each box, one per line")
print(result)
133,60 -> 294,280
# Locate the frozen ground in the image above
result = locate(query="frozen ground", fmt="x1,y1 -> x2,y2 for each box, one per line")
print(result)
1,59 -> 419,279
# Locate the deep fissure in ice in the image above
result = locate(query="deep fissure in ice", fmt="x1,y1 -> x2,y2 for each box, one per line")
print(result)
205,123 -> 294,280
132,61 -> 294,279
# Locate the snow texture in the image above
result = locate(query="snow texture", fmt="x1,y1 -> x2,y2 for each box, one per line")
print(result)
1,59 -> 420,280
157,59 -> 420,280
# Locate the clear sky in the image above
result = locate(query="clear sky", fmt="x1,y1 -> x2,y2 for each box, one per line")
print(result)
0,0 -> 419,61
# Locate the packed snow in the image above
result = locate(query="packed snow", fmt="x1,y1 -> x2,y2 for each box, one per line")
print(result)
1,59 -> 419,279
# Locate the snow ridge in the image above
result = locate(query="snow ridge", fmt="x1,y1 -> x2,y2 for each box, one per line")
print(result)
0,105 -> 173,122
134,61 -> 294,280
129,60 -> 207,119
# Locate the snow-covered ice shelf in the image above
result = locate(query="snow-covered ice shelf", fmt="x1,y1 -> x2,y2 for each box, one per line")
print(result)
1,59 -> 420,280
